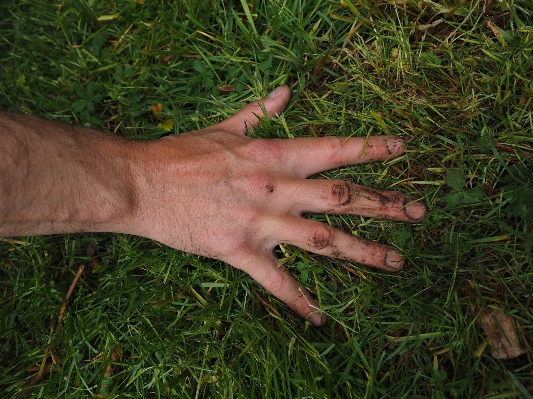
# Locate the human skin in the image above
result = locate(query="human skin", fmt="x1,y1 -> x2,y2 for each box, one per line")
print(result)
0,85 -> 426,326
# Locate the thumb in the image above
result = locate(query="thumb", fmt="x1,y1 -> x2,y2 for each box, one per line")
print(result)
216,85 -> 292,135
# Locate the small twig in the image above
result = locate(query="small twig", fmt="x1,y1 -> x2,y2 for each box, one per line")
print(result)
494,144 -> 531,156
35,347 -> 49,383
56,264 -> 85,333
339,262 -> 358,275
0,294 -> 14,306
344,18 -> 367,45
20,365 -> 51,394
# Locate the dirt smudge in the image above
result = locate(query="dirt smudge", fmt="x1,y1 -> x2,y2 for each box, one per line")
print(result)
331,182 -> 352,206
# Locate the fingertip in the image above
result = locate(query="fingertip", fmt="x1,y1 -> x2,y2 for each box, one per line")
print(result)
307,310 -> 327,326
215,86 -> 291,134
385,136 -> 405,157
267,85 -> 289,99
385,248 -> 405,271
263,85 -> 291,115
404,200 -> 427,222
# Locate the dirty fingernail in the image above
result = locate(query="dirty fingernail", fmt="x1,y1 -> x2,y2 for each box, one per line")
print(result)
267,86 -> 285,99
404,200 -> 427,222
386,137 -> 404,155
385,249 -> 404,270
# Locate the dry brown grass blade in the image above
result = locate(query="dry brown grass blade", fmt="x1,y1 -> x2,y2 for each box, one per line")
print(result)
104,346 -> 121,379
252,286 -> 281,318
479,309 -> 525,359
97,346 -> 121,397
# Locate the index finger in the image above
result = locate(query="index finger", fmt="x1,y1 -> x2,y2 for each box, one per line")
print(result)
278,136 -> 405,178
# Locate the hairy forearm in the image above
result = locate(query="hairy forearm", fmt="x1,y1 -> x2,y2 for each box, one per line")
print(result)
0,112 -> 139,236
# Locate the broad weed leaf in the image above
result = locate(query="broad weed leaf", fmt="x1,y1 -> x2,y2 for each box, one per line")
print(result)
445,169 -> 465,191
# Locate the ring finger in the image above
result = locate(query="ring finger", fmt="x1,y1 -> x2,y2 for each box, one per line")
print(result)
275,216 -> 405,271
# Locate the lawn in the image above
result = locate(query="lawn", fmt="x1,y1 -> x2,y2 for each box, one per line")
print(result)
1,0 -> 532,397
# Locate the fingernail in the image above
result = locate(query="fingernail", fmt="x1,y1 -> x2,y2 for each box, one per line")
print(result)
386,137 -> 404,155
404,200 -> 427,222
385,249 -> 404,270
267,86 -> 285,99
307,311 -> 327,326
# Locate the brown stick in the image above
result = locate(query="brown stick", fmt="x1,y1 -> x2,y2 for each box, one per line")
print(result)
56,264 -> 85,334
17,351 -> 51,398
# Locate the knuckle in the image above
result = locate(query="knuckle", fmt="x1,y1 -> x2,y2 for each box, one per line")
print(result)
310,223 -> 335,250
244,138 -> 282,163
330,181 -> 352,206
262,271 -> 287,293
214,212 -> 264,258
324,136 -> 345,164
220,233 -> 254,261
243,100 -> 263,114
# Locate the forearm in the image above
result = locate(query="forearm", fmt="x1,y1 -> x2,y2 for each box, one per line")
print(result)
0,112 -> 139,237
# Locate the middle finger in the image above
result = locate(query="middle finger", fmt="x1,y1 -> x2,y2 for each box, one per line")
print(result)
285,179 -> 426,222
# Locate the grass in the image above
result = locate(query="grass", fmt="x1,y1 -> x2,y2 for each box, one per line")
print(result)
1,0 -> 532,397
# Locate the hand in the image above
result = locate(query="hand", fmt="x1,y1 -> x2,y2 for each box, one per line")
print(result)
126,86 -> 426,326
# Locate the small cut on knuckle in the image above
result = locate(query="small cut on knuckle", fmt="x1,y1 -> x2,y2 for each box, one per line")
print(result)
244,173 -> 276,196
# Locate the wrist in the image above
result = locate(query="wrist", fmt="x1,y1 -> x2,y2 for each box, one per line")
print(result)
116,138 -> 165,239
99,137 -> 146,236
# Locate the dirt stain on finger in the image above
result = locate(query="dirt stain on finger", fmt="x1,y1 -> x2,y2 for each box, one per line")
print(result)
330,239 -> 388,270
330,248 -> 347,259
350,185 -> 390,207
310,224 -> 335,250
312,234 -> 331,250
386,138 -> 404,155
331,182 -> 352,206
339,185 -> 427,223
